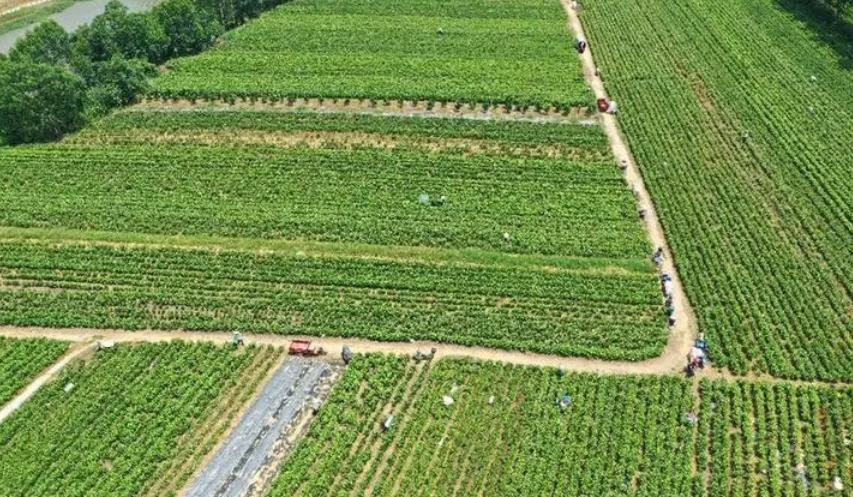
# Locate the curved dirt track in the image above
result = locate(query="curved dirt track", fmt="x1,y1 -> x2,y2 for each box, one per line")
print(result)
0,325 -> 692,376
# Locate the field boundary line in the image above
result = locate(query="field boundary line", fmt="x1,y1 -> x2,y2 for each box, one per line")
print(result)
135,98 -> 595,124
0,0 -> 52,17
561,0 -> 699,374
0,341 -> 95,423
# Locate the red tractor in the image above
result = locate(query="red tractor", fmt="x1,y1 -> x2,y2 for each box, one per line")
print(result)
289,340 -> 326,357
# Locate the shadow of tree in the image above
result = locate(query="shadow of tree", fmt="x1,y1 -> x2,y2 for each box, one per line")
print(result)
772,0 -> 853,70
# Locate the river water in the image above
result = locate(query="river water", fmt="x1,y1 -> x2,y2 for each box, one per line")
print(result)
0,0 -> 159,53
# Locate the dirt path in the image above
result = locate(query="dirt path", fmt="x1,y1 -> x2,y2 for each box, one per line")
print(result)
561,0 -> 701,369
0,326 -> 691,377
0,341 -> 95,423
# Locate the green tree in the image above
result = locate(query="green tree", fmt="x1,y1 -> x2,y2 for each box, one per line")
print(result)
9,20 -> 71,66
84,1 -> 130,60
154,0 -> 222,57
80,1 -> 169,63
0,60 -> 86,144
121,12 -> 170,62
84,56 -> 157,116
820,0 -> 853,18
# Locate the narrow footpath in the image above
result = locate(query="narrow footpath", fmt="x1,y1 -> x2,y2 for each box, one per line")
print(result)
0,341 -> 95,423
561,0 -> 700,367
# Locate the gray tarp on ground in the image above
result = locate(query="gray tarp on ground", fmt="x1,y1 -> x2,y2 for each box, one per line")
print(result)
184,358 -> 332,497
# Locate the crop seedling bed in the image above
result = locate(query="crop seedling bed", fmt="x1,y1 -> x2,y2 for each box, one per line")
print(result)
0,341 -> 280,497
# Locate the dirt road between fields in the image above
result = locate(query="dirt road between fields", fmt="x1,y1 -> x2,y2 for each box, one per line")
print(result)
561,0 -> 701,367
0,326 -> 691,377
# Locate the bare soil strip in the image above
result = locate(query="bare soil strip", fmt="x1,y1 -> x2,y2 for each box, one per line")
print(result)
0,0 -> 52,16
68,128 -> 596,160
136,97 -> 593,124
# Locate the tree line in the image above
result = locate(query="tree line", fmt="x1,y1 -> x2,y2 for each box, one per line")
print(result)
0,0 -> 292,144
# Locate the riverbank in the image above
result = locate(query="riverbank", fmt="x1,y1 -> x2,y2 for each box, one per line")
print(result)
0,0 -> 157,52
0,0 -> 77,37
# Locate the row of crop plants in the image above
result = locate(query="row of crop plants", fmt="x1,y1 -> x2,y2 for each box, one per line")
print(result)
0,241 -> 667,360
270,357 -> 696,497
149,0 -> 592,110
265,356 -> 853,497
699,380 -> 853,497
6,351 -> 853,497
0,135 -> 646,259
580,0 -> 853,380
0,337 -> 69,406
0,341 -> 282,497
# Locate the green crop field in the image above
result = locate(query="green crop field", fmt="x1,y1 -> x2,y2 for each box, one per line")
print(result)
7,0 -> 853,492
698,380 -> 853,497
0,110 -> 667,359
581,0 -> 853,380
150,0 -> 592,109
0,110 -> 645,258
0,337 -> 69,406
0,341 -> 282,497
0,238 -> 664,360
270,356 -> 695,497
265,356 -> 853,497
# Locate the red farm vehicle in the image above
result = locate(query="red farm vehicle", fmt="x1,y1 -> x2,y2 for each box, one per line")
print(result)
289,340 -> 326,357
